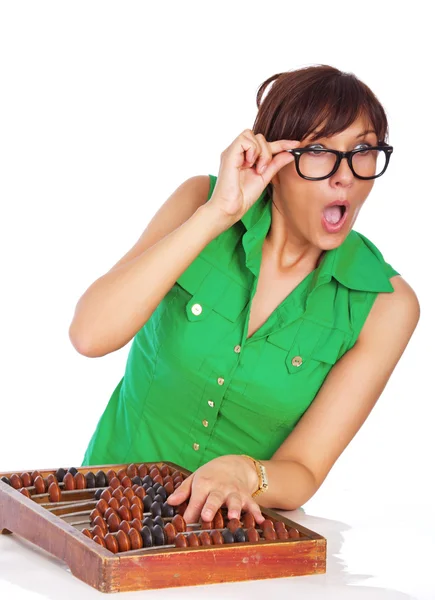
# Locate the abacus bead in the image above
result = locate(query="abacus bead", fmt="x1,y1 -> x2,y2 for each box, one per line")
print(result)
227,518 -> 242,533
151,501 -> 162,517
177,502 -> 187,516
174,481 -> 182,490
113,487 -> 124,500
108,513 -> 121,533
96,498 -> 109,513
138,464 -> 149,478
153,515 -> 165,528
90,508 -> 102,521
19,488 -> 31,498
93,516 -> 107,533
143,517 -> 154,529
173,475 -> 183,486
160,465 -> 171,478
0,476 -> 11,486
93,535 -> 106,547
153,494 -> 163,504
263,527 -> 277,541
34,475 -> 46,494
210,529 -> 224,545
94,488 -> 104,501
55,468 -> 66,482
172,514 -> 186,532
149,466 -> 160,478
242,513 -> 256,529
85,472 -> 96,489
63,473 -> 75,491
118,506 -> 132,522
109,477 -> 121,489
104,533 -> 119,554
106,469 -> 117,482
82,529 -> 93,539
234,528 -> 246,543
145,487 -> 156,501
163,481 -> 174,495
115,530 -> 131,552
175,533 -> 187,548
46,474 -> 57,486
48,482 -> 61,503
119,521 -> 130,535
213,510 -> 224,529
199,531 -> 212,546
143,475 -> 153,487
187,533 -> 200,547
134,487 -> 146,500
95,470 -> 107,487
288,527 -> 300,539
101,489 -> 112,503
117,469 -> 127,481
143,495 -> 153,512
153,474 -> 164,486
68,467 -> 78,476
200,520 -> 213,530
164,523 -> 177,544
30,470 -> 42,483
120,496 -> 131,509
123,488 -> 135,501
126,464 -> 138,479
152,524 -> 165,546
156,486 -> 167,501
276,527 -> 289,540
131,504 -> 143,521
21,472 -> 32,487
221,529 -> 234,544
162,475 -> 173,485
161,502 -> 175,518
274,522 -> 287,534
130,518 -> 142,532
121,476 -> 133,488
131,496 -> 144,512
262,519 -> 275,530
108,497 -> 120,511
90,525 -> 105,539
246,527 -> 260,542
104,508 -> 116,521
74,472 -> 86,489
140,526 -> 153,548
129,528 -> 143,549
131,476 -> 142,486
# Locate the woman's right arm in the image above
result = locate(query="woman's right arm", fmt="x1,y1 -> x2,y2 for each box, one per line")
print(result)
68,175 -> 234,358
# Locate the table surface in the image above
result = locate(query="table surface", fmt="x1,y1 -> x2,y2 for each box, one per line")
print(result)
0,487 -> 433,600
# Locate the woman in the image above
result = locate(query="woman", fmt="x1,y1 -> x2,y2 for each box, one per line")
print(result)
70,64 -> 420,527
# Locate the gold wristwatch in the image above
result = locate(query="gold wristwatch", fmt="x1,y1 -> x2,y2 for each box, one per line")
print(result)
241,455 -> 269,498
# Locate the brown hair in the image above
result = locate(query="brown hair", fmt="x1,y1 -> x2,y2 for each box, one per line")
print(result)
252,64 -> 390,198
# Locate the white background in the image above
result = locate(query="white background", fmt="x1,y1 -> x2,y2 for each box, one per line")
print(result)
0,2 -> 433,598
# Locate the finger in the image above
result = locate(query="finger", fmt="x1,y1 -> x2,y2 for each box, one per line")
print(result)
268,139 -> 301,155
183,488 -> 219,525
225,491 -> 244,521
240,131 -> 261,166
166,474 -> 193,506
253,133 -> 273,174
243,497 -> 265,525
261,142 -> 300,183
197,489 -> 226,523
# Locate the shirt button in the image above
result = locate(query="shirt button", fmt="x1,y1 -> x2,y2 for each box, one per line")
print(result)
234,345 -> 241,353
291,356 -> 303,367
193,443 -> 200,451
202,420 -> 209,427
191,303 -> 202,316
208,400 -> 214,408
217,377 -> 225,385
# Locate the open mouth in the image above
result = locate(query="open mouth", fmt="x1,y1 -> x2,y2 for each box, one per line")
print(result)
323,203 -> 348,226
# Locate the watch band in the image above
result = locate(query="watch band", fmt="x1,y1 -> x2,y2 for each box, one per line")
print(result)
241,455 -> 269,498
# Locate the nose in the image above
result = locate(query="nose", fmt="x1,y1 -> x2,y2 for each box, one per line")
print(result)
331,153 -> 354,183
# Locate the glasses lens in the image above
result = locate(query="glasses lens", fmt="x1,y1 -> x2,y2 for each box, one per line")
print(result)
299,148 -> 387,179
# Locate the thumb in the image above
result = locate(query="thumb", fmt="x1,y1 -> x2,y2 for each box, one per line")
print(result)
166,475 -> 192,505
263,145 -> 299,183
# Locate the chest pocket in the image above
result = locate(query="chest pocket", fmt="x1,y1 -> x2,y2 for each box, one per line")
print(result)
176,255 -> 251,325
266,319 -> 350,375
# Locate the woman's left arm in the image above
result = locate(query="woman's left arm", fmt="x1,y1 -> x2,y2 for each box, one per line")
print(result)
168,276 -> 420,524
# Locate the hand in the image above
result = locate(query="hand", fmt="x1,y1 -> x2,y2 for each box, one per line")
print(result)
166,455 -> 266,526
208,129 -> 301,223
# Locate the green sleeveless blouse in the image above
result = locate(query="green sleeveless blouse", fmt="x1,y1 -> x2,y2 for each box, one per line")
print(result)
82,174 -> 399,471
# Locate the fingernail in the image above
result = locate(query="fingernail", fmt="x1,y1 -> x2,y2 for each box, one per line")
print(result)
259,165 -> 266,174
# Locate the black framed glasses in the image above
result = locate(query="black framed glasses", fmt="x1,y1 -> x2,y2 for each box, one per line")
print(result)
287,141 -> 394,181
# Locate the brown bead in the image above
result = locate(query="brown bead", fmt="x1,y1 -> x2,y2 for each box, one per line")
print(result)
112,486 -> 124,500
92,515 -> 107,533
131,496 -> 144,512
93,535 -> 106,548
199,531 -> 211,546
109,477 -> 121,489
172,514 -> 186,532
119,520 -> 130,535
120,496 -> 131,510
104,533 -> 119,554
30,470 -> 42,483
63,472 -> 75,491
101,488 -> 112,502
138,463 -> 149,478
153,474 -> 164,486
82,528 -> 93,539
177,501 -> 187,516
90,525 -> 105,539
115,529 -> 131,552
171,470 -> 182,479
134,487 -> 146,500
164,481 -> 174,495
20,472 -> 32,487
108,497 -> 120,511
263,527 -> 277,541
200,520 -> 213,530
107,512 -> 121,533
116,469 -> 127,481
164,523 -> 177,544
160,464 -> 171,478
131,484 -> 139,492
148,464 -> 159,475
19,488 -> 31,498
162,475 -> 173,485
126,463 -> 138,478
246,527 -> 260,542
213,510 -> 224,530
121,476 -> 132,488
48,482 -> 61,503
96,498 -> 109,514
227,518 -> 242,533
262,519 -> 275,530
90,508 -> 102,521
173,475 -> 183,486
74,472 -> 86,489
33,475 -> 46,494
187,533 -> 199,546
106,469 -> 117,482
123,488 -> 135,501
118,505 -> 132,522
174,481 -> 182,490
128,528 -> 143,550
288,527 -> 300,539
274,521 -> 287,534
175,532 -> 188,547
242,513 -> 256,529
276,527 -> 289,540
131,504 -> 143,521
210,529 -> 224,545
104,507 -> 115,521
130,518 -> 142,532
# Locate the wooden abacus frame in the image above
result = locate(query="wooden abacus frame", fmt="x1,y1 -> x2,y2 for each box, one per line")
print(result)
0,462 -> 326,593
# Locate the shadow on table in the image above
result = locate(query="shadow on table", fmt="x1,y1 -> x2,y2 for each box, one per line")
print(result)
0,508 -> 417,599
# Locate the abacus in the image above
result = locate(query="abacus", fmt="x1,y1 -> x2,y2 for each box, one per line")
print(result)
0,462 -> 326,593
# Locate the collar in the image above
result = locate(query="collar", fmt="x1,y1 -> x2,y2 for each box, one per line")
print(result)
240,190 -> 394,294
